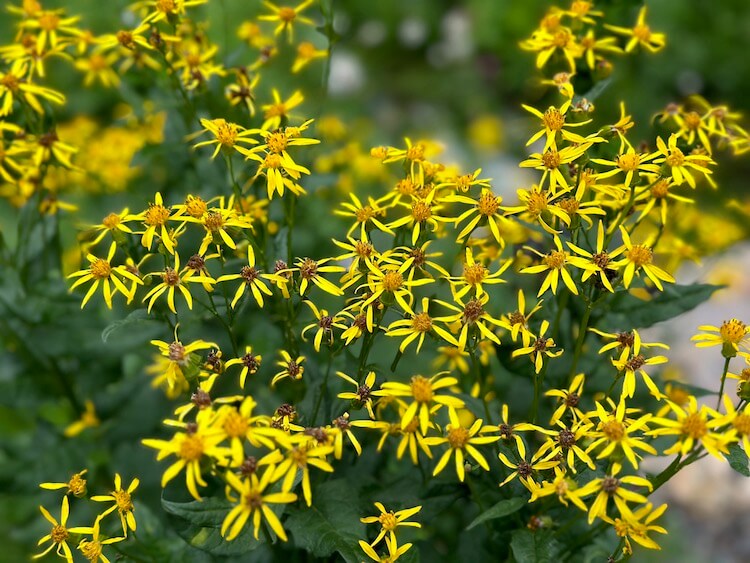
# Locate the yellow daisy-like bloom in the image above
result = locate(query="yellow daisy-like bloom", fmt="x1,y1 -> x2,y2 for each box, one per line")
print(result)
258,0 -> 315,43
521,235 -> 580,297
527,467 -> 589,512
301,300 -> 348,351
86,209 -> 136,247
149,336 -> 217,391
498,443 -> 559,493
519,141 -> 595,193
334,192 -> 393,239
142,416 -> 230,500
423,407 -> 499,482
63,400 -> 100,437
271,438 -> 334,506
604,7 -> 666,53
386,297 -> 458,353
193,118 -> 259,159
271,350 -> 305,387
39,470 -> 88,498
75,51 -> 120,88
330,412 -> 362,458
261,88 -> 305,131
68,241 -> 143,309
442,187 -> 511,244
590,146 -> 660,188
611,337 -> 668,400
435,168 -> 491,193
534,419 -> 596,473
652,133 -> 714,188
502,289 -> 543,348
76,513 -> 124,562
576,462 -> 652,524
360,502 -> 421,548
601,502 -> 668,553
137,192 -> 183,254
289,256 -> 345,297
632,177 -> 694,226
140,0 -> 208,25
0,60 -> 66,117
387,190 -> 446,246
611,226 -> 675,291
91,473 -> 139,535
522,100 -> 591,151
337,370 -> 378,419
212,398 -> 285,464
566,221 -> 622,293
691,318 -> 750,357
648,396 -> 729,459
245,144 -> 312,199
586,399 -> 656,469
184,196 -> 254,255
512,319 -> 563,374
217,245 -> 280,308
363,259 -> 432,315
143,252 -> 213,314
545,373 -> 586,425
376,373 -> 464,434
221,468 -> 297,541
292,40 -> 328,73
34,496 -> 92,563
434,293 -> 510,351
224,346 -> 262,388
359,535 -> 415,563
716,395 -> 750,453
520,26 -> 581,72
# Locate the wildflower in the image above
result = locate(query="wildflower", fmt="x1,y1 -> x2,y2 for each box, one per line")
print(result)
261,89 -> 304,130
602,502 -> 669,552
545,373 -> 586,424
291,257 -> 345,296
271,350 -> 305,386
576,463 -> 652,524
225,68 -> 260,115
388,190 -> 444,246
221,468 -> 297,541
382,138 -> 431,186
377,373 -> 465,434
566,222 -> 621,292
521,26 -> 581,72
611,340 -> 668,400
245,144 -> 312,199
652,134 -> 714,188
521,235 -> 580,297
150,335 -> 217,391
691,319 -> 750,357
34,496 -> 92,562
142,416 -> 230,500
63,401 -> 100,437
528,467 -> 589,511
91,474 -> 139,535
502,289 -> 543,348
591,146 -> 660,187
217,246 -> 280,308
186,197 -> 254,255
519,143 -> 593,193
436,168 -> 491,193
535,419 -> 596,472
193,118 -> 259,159
334,193 -> 393,239
590,328 -> 669,358
272,439 -> 334,506
143,252 -> 212,314
86,209 -> 136,247
649,396 -> 729,459
76,514 -> 124,562
225,346 -> 262,388
292,41 -> 327,73
140,0 -> 208,24
386,297 -> 458,353
442,187 -> 510,244
337,371 -> 378,419
611,226 -> 675,291
512,320 -> 563,373
604,7 -> 666,53
522,101 -> 590,150
633,177 -> 694,225
434,293 -> 509,350
587,399 -> 656,469
213,398 -> 284,463
138,192 -> 183,254
258,1 -> 315,42
0,60 -> 65,117
716,395 -> 750,453
423,407 -> 499,481
359,535 -> 415,563
498,445 -> 559,492
68,242 -> 143,309
39,470 -> 88,497
364,260 -> 432,315
301,300 -> 348,351
360,503 -> 421,547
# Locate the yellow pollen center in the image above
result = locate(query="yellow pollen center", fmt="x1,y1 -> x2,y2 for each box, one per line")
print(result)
627,245 -> 652,267
720,319 -> 747,343
113,489 -> 133,512
264,103 -> 286,119
264,154 -> 283,169
244,490 -> 263,509
1,73 -> 20,91
80,540 -> 102,561
278,7 -> 297,22
298,41 -> 316,58
179,433 -> 205,461
396,178 -> 415,195
355,206 -> 375,223
684,111 -> 701,130
215,122 -> 238,146
102,213 -> 121,229
411,201 -> 432,222
543,108 -> 564,131
163,267 -> 180,286
406,144 -> 425,161
379,511 -> 397,531
411,312 -> 432,332
38,13 -> 59,30
557,197 -> 579,215
156,0 -> 176,13
204,211 -> 224,232
410,375 -> 434,403
88,54 -> 107,71
541,150 -> 561,169
266,132 -> 288,153
601,420 -> 625,441
447,426 -> 470,448
682,413 -> 707,439
68,474 -> 87,496
617,153 -> 640,171
116,30 -> 134,48
633,24 -> 652,42
382,271 -> 403,292
291,447 -> 308,467
571,1 -> 592,15
90,259 -> 112,279
50,524 -> 68,544
477,192 -> 500,216
665,148 -> 685,167
464,263 -> 487,285
223,409 -> 249,438
544,250 -> 566,269
526,191 -> 548,216
650,179 -> 670,199
185,196 -> 207,218
355,241 -> 373,257
733,414 -> 750,435
145,204 -> 169,226
552,29 -> 571,47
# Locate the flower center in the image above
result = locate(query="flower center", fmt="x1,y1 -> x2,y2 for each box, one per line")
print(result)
411,201 -> 432,222
379,511 -> 397,531
102,212 -> 121,229
665,148 -> 685,167
204,211 -> 224,232
68,474 -> 87,496
477,191 -> 500,216
543,107 -> 565,131
650,179 -> 670,199
191,389 -> 212,408
179,433 -> 204,461
185,195 -> 207,218
116,30 -> 134,48
90,258 -> 112,279
278,6 -> 297,22
266,131 -> 288,153
447,426 -> 470,448
627,245 -> 652,267
241,353 -> 260,370
215,121 -> 238,146
79,540 -> 103,561
410,375 -> 434,403
287,361 -> 303,379
720,319 -> 747,343
625,354 -> 645,371
734,414 -> 750,436
223,409 -> 249,438
601,476 -> 621,494
355,206 -> 375,223
682,413 -> 707,439
162,267 -> 180,286
633,23 -> 652,41
508,311 -> 526,326
382,271 -> 404,292
601,420 -> 625,441
552,29 -> 571,48
557,197 -> 579,216
145,204 -> 170,226
355,241 -> 373,257
113,489 -> 134,512
38,12 -> 59,30
156,0 -> 176,13
244,490 -> 263,509
557,429 -> 576,449
544,250 -> 567,269
591,252 -> 610,269
406,144 -> 425,162
541,150 -> 561,169
411,312 -> 433,333
462,299 -> 485,325
526,191 -> 548,216
299,258 -> 318,279
463,263 -> 487,285
168,341 -> 186,362
50,524 -> 68,544
617,153 -> 640,171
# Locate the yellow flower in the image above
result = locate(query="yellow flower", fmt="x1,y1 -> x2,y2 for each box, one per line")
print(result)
576,463 -> 652,524
502,289 -> 543,348
512,320 -> 563,374
442,187 -> 511,244
691,318 -> 750,357
91,474 -> 139,535
586,398 -> 656,469
521,235 -> 580,297
140,0 -> 208,25
149,335 -> 217,391
590,145 -> 660,187
301,300 -> 348,351
648,396 -> 729,459
224,346 -> 262,388
611,339 -> 668,400
34,496 -> 92,563
522,100 -> 591,151
217,245 -> 280,308
611,226 -> 675,291
652,134 -> 714,188
363,259 -> 432,315
221,468 -> 297,541
498,444 -> 559,492
271,438 -> 334,506
0,60 -> 65,117
602,502 -> 668,552
184,196 -> 254,255
359,535 -> 415,563
519,143 -> 595,193
528,467 -> 589,512
387,190 -> 446,246
292,41 -> 327,73
193,118 -> 259,159
68,242 -> 143,309
271,350 -> 305,386
143,252 -> 213,314
334,193 -> 393,239
545,373 -> 586,425
137,192 -> 183,254
360,502 -> 421,547
258,0 -> 315,42
39,470 -> 88,497
434,293 -> 509,351
261,88 -> 305,131
566,221 -> 622,293
423,407 -> 499,481
535,419 -> 596,473
76,514 -> 125,562
289,257 -> 345,296
386,297 -> 458,353
330,412 -> 362,458
212,398 -> 285,464
337,370 -> 378,419
377,373 -> 464,435
604,7 -> 666,53
63,400 -> 100,437
75,51 -> 120,88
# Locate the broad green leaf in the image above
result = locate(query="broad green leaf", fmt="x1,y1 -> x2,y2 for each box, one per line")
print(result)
724,443 -> 750,477
285,479 -> 365,563
510,529 -> 561,563
602,284 -> 721,330
466,497 -> 526,530
101,308 -> 158,344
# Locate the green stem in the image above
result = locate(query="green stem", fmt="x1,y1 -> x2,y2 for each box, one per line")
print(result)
717,356 -> 732,410
311,351 -> 334,424
568,302 -> 592,381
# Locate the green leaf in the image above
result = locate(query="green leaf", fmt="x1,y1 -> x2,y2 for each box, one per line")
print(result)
101,309 -> 158,344
724,443 -> 750,477
285,479 -> 365,563
510,529 -> 561,563
603,283 -> 721,329
466,497 -> 526,530
162,496 -> 266,556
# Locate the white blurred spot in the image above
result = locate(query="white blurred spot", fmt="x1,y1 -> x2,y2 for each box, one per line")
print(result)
398,17 -> 428,48
327,50 -> 364,95
358,20 -> 387,47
